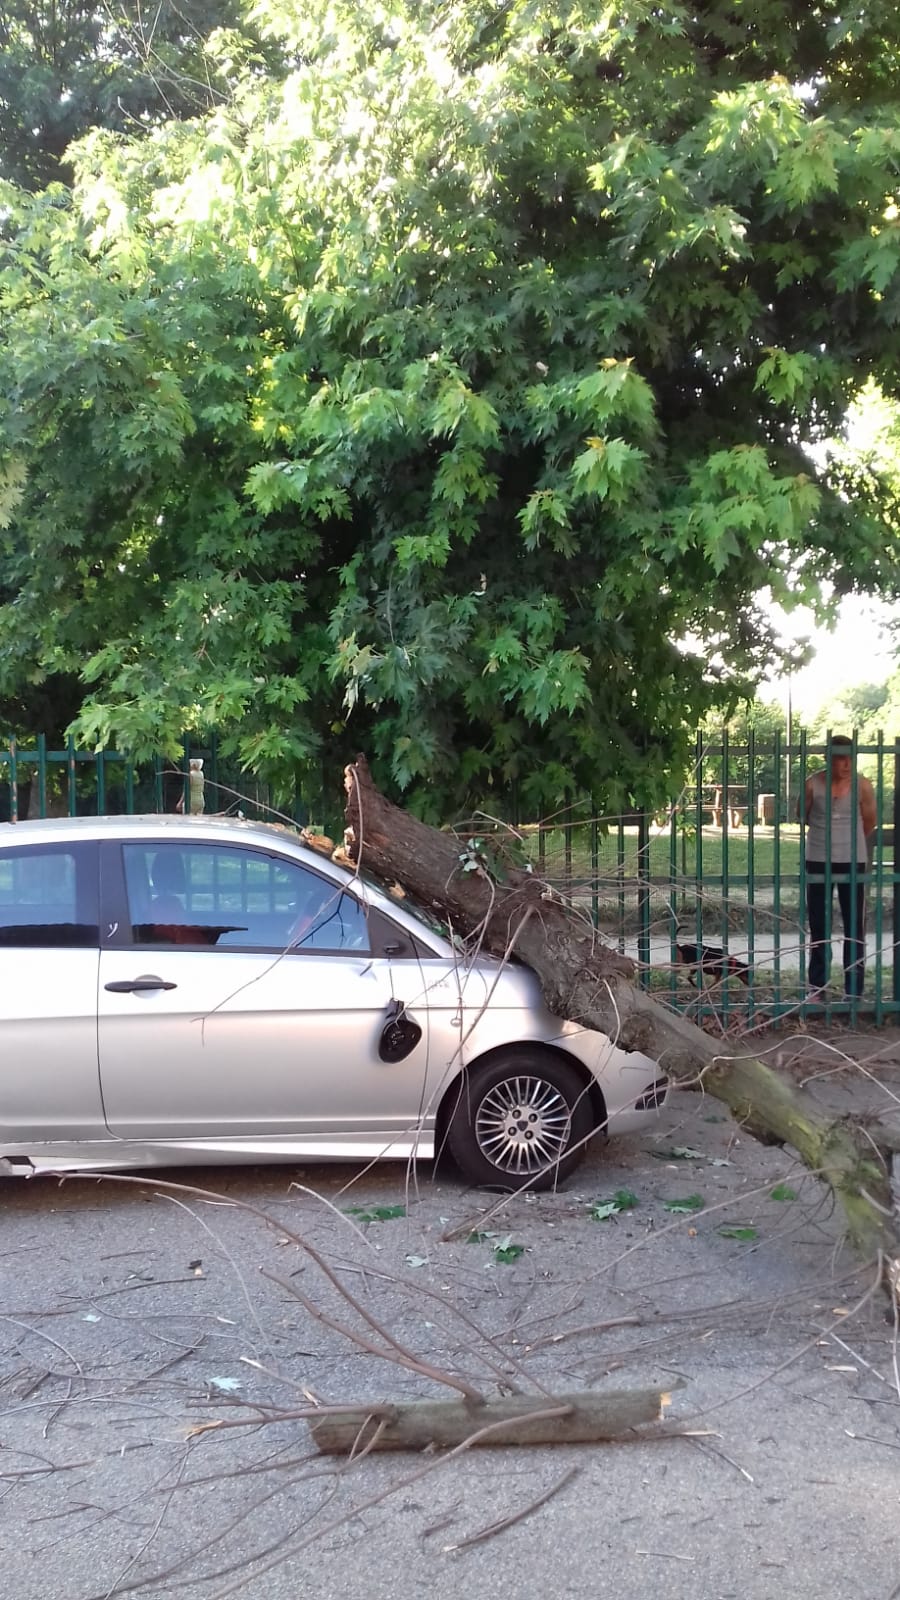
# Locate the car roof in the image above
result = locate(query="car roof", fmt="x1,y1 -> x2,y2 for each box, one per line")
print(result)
0,813 -> 298,844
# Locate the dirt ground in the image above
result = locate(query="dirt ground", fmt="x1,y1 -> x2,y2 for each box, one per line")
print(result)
2,1026 -> 899,1600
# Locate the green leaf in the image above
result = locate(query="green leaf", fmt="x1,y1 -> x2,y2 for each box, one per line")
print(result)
717,1226 -> 759,1241
345,1204 -> 407,1223
754,348 -> 814,404
663,1194 -> 706,1213
650,1146 -> 705,1161
493,1243 -> 525,1264
590,1189 -> 639,1221
769,1184 -> 798,1202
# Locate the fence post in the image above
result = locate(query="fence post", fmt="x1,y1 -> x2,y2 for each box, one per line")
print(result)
189,758 -> 205,814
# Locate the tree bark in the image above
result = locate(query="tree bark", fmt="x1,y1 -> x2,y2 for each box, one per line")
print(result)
308,1385 -> 674,1455
343,756 -> 900,1296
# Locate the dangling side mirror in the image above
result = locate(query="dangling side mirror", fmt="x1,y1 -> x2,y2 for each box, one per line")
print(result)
379,999 -> 423,1063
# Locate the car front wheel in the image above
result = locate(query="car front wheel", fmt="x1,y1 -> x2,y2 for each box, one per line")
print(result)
446,1050 -> 595,1191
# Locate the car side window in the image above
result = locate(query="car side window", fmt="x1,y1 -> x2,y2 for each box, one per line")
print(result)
0,841 -> 99,947
121,843 -> 371,953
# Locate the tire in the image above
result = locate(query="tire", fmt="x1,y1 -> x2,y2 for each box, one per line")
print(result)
445,1049 -> 595,1191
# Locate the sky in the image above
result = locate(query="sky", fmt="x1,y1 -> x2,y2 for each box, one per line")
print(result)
762,592 -> 898,718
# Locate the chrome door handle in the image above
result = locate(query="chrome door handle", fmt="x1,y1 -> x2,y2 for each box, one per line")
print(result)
104,976 -> 177,993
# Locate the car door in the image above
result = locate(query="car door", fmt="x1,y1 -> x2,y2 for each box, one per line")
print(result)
0,837 -> 104,1140
96,837 -> 430,1149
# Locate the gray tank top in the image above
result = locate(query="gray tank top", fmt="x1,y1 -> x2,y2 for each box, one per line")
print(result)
805,772 -> 867,862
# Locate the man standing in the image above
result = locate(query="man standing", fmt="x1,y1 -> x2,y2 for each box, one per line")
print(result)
801,736 -> 877,999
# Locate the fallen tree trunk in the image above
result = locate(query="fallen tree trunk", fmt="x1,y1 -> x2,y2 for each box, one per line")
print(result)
343,756 -> 899,1294
309,1385 -> 674,1454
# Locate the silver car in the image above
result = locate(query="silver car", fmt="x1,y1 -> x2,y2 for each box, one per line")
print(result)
0,815 -> 667,1189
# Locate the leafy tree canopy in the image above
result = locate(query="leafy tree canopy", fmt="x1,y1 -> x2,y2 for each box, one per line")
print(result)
0,0 -> 272,189
3,0 -> 900,815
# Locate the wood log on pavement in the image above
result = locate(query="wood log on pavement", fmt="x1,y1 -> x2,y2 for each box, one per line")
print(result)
343,756 -> 900,1297
309,1385 -> 674,1455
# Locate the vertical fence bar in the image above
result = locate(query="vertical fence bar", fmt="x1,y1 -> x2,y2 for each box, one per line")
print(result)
96,748 -> 106,815
798,728 -> 808,997
153,754 -> 164,812
823,731 -> 833,1011
746,728 -> 756,1027
124,758 -> 135,815
694,731 -> 704,970
893,739 -> 900,1007
36,733 -> 47,818
209,733 -> 220,808
668,796 -> 679,1005
66,735 -> 77,816
721,729 -> 730,1027
637,809 -> 650,985
8,736 -> 18,823
589,809 -> 599,929
616,817 -> 626,955
848,730 -> 860,1024
681,791 -> 688,910
874,732 -> 885,1025
773,725 -> 782,1013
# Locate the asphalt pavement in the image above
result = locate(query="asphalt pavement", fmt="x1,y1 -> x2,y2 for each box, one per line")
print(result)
2,1044 -> 899,1600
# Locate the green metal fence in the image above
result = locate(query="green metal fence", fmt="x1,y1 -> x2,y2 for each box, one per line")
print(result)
3,729 -> 899,1024
0,735 -> 282,825
516,732 -> 900,1026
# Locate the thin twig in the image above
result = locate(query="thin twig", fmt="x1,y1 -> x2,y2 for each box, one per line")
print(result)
102,1447 -> 190,1599
442,1463 -> 580,1551
260,1268 -> 485,1403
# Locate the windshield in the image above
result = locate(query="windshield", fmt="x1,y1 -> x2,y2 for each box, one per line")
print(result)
353,869 -> 465,951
